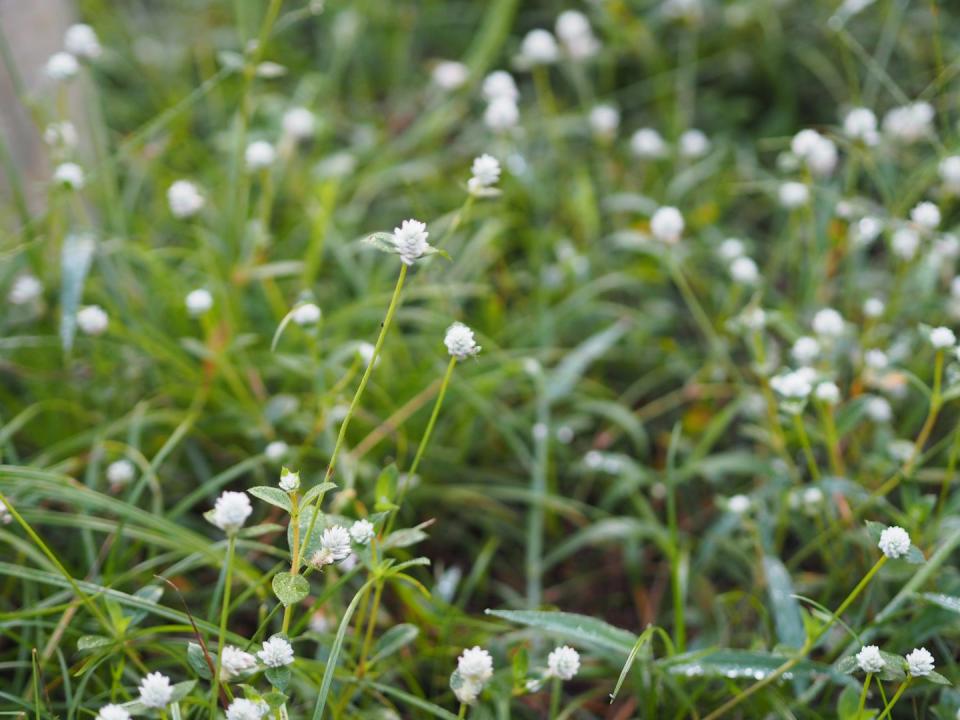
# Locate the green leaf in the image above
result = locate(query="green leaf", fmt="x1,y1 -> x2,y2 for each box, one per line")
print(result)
835,655 -> 858,674
365,232 -> 399,254
382,521 -> 432,550
272,572 -> 310,606
265,665 -> 291,691
301,482 -> 337,506
659,649 -> 843,683
249,486 -> 292,512
263,690 -> 289,709
187,642 -> 212,680
920,592 -> 960,614
763,556 -> 805,649
59,232 -> 96,352
370,623 -> 419,665
512,646 -> 529,691
78,635 -> 112,652
546,321 -> 628,402
486,609 -> 637,656
923,670 -> 952,685
374,464 -> 399,512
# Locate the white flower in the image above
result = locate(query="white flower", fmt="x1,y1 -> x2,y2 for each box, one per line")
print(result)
96,705 -> 131,720
220,646 -> 257,680
718,238 -> 745,261
812,308 -> 844,337
791,129 -> 837,176
843,107 -> 879,145
855,645 -> 885,674
792,336 -> 820,366
727,494 -> 751,514
589,104 -> 620,139
779,181 -> 809,209
679,129 -> 711,158
878,525 -> 911,559
138,672 -> 173,709
168,180 -> 205,218
484,96 -> 519,131
265,440 -> 288,462
432,60 -> 469,90
852,216 -> 883,247
864,349 -> 888,370
729,256 -> 759,285
740,307 -> 766,330
0,499 -> 10,524
185,288 -> 213,317
815,381 -> 840,405
77,305 -> 108,336
630,128 -> 667,159
44,121 -> 78,149
802,487 -> 824,509
520,29 -> 559,65
350,519 -> 375,544
939,156 -> 960,194
910,201 -> 941,230
292,302 -> 322,325
106,459 -> 135,487
46,52 -> 78,81
279,467 -> 300,492
226,698 -> 268,720
883,102 -> 934,143
8,274 -> 42,305
54,162 -> 84,189
935,234 -> 960,261
65,24 -> 102,59
547,646 -> 581,680
282,107 -> 316,141
866,396 -> 892,423
650,206 -> 684,243
482,70 -> 518,101
555,10 -> 599,59
863,297 -> 885,318
468,154 -> 501,193
906,647 -> 935,677
930,326 -> 956,349
258,635 -> 294,667
321,525 -> 352,561
452,676 -> 482,705
458,646 -> 494,684
245,141 -> 276,171
891,227 -> 920,260
444,322 -> 481,360
770,370 -> 813,401
387,219 -> 431,265
211,491 -> 252,532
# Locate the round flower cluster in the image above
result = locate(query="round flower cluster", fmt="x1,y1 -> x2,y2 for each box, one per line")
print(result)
452,646 -> 494,705
138,671 -> 173,709
211,491 -> 252,533
444,322 -> 481,360
257,635 -> 295,667
482,70 -> 519,132
877,525 -> 911,559
391,219 -> 433,265
547,645 -> 581,680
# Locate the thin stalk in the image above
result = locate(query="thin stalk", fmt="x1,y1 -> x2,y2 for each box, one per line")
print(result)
904,350 -> 944,477
356,580 -> 385,677
457,704 -> 467,719
280,493 -> 301,634
526,389 -> 550,610
549,677 -> 562,719
875,679 -> 910,720
793,413 -> 822,482
856,673 -> 872,716
819,403 -> 846,477
210,534 -> 237,716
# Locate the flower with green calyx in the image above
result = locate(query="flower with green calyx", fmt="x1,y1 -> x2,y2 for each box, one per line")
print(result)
856,645 -> 884,674
138,671 -> 173,708
350,518 -> 375,545
451,646 -> 494,707
365,219 -> 445,265
906,647 -> 934,677
258,635 -> 294,667
279,467 -> 300,493
206,491 -> 252,534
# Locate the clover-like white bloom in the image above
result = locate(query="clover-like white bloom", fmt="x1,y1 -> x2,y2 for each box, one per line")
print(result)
225,698 -> 268,720
792,336 -> 820,366
444,322 -> 481,360
863,297 -> 885,319
718,238 -> 745,261
589,104 -> 620,139
220,645 -> 257,680
729,256 -> 759,285
138,671 -> 173,709
878,525 -> 911,559
864,349 -> 888,370
0,499 -> 10,524
185,288 -> 213,317
779,181 -> 809,208
65,24 -> 102,59
812,308 -> 844,337
843,107 -> 879,145
321,525 -> 352,561
344,519 -> 373,546
911,201 -> 941,230
866,396 -> 892,423
391,219 -> 433,265
77,305 -> 108,336
939,156 -> 960,194
791,129 -> 837,176
727,494 -> 751,515
520,29 -> 559,65
883,102 -> 934,143
770,370 -> 813,401
650,206 -> 684,244
44,121 -> 78,149
458,646 -> 494,684
245,140 -> 276,171
432,60 -> 469,90
547,645 -> 581,680
96,705 -> 131,720
106,459 -> 135,487
679,129 -> 711,158
46,52 -> 78,81
931,326 -> 956,349
468,154 -> 501,193
212,491 -> 252,532
452,676 -> 482,705
292,302 -> 322,325
891,227 -> 920,260
484,96 -> 519,131
482,70 -> 518,101
852,216 -> 883,247
167,180 -> 205,218
265,440 -> 288,462
8,274 -> 42,305
258,635 -> 294,667
815,381 -> 840,405
282,107 -> 316,141
54,162 -> 85,189
906,647 -> 935,676
630,128 -> 668,159
278,467 -> 300,492
856,645 -> 885,674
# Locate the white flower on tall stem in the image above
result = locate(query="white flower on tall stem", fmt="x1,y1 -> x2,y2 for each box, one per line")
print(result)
282,108 -> 316,142
855,645 -> 884,674
863,297 -> 884,319
225,698 -> 268,720
210,491 -> 252,533
883,101 -> 934,143
279,467 -> 300,492
44,121 -> 78,149
106,459 -> 135,488
8,274 -> 42,305
910,201 -> 941,230
790,129 -> 837,176
458,646 -> 494,684
390,219 -> 433,265
905,647 -> 935,677
729,256 -> 759,285
852,216 -> 883,247
482,70 -> 518,101
939,156 -> 960,194
877,525 -> 911,559
630,128 -> 667,159
95,705 -> 131,720
77,305 -> 109,336
843,107 -> 879,145
168,180 -> 205,218
65,24 -> 102,59
321,525 -> 352,561
865,396 -> 892,423
588,104 -> 619,140
265,441 -> 288,462
814,381 -> 840,405
779,181 -> 809,208
245,140 -> 276,171
54,162 -> 84,189
185,288 -> 213,317
46,52 -> 78,81
291,302 -> 321,326
547,646 -> 581,680
792,336 -> 820,366
679,129 -> 711,158
258,635 -> 295,667
891,227 -> 920,260
519,29 -> 559,66
555,11 -> 599,60
444,322 -> 481,360
812,308 -> 844,338
138,672 -> 173,708
350,518 -> 375,544
468,154 -> 501,195
220,645 -> 257,680
930,326 -> 956,349
484,97 -> 519,131
432,60 -> 469,90
650,206 -> 684,243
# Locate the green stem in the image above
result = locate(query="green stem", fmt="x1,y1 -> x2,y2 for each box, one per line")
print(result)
210,534 -> 237,715
281,493 -> 301,634
549,677 -> 562,719
457,704 -> 467,719
793,412 -> 822,482
904,350 -> 944,477
356,579 -> 385,676
857,673 -> 872,715
668,256 -> 723,358
875,679 -> 910,720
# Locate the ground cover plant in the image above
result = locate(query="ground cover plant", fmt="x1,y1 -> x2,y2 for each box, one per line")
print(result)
4,0 -> 960,717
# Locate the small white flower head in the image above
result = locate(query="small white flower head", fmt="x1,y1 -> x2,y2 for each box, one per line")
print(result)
265,440 -> 289,462
718,238 -> 745,261
138,671 -> 173,709
44,121 -> 78,149
878,525 -> 911,559
468,153 -> 501,194
457,646 -> 494,684
863,297 -> 885,319
65,24 -> 102,59
482,70 -> 518,101
852,216 -> 883,247
245,140 -> 276,171
939,156 -> 960,194
432,60 -> 469,90
910,201 -> 941,230
890,439 -> 914,463
321,525 -> 352,561
589,104 -> 620,139
292,302 -> 322,326
547,645 -> 581,680
843,107 -> 879,145
812,308 -> 845,338
866,396 -> 892,423
519,29 -> 559,66
350,518 -> 375,545
258,635 -> 294,667
185,288 -> 213,317
630,128 -> 668,159
8,274 -> 42,305
864,348 -> 888,370
791,130 -> 837,176
484,96 -> 519,131
815,381 -> 840,405
282,107 -> 316,141
883,102 -> 934,143
729,256 -> 759,285
740,307 -> 766,330
935,233 -> 960,261
444,322 -> 481,360
211,491 -> 252,533
906,647 -> 935,677
679,129 -> 711,158
451,672 -> 482,705
930,326 -> 956,349
54,162 -> 84,189
168,180 -> 205,218
220,645 -> 257,680
226,698 -> 268,720
106,459 -> 135,488
727,494 -> 751,515
96,705 -> 131,720
77,305 -> 108,336
391,219 -> 433,265
279,467 -> 300,492
891,227 -> 920,260
356,341 -> 376,366
792,336 -> 821,366
771,370 -> 813,404
555,11 -> 591,44
650,206 -> 684,244
46,52 -> 79,81
0,499 -> 10,524
856,645 -> 885,674
802,486 -> 824,510
779,181 -> 809,209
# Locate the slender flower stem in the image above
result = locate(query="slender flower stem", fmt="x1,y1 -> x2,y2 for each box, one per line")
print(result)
356,579 -> 385,677
875,679 -> 910,720
457,704 -> 467,719
280,492 -> 301,634
668,256 -> 723,359
549,677 -> 562,719
793,412 -> 822,482
904,349 -> 944,477
819,403 -> 846,477
857,673 -> 872,715
210,534 -> 237,716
